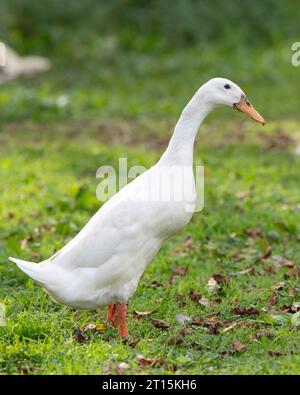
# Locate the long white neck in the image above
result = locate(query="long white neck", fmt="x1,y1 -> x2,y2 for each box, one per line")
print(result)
158,86 -> 214,166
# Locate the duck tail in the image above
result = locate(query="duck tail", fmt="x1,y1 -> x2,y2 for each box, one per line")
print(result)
9,257 -> 46,286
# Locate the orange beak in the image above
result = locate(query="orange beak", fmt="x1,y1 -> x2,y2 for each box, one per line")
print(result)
234,95 -> 265,125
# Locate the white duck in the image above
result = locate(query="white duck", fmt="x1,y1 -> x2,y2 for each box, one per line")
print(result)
9,78 -> 265,337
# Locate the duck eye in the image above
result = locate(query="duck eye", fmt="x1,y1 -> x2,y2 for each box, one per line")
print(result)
224,84 -> 231,90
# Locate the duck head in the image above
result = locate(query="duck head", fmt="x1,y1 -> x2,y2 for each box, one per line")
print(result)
203,78 -> 265,125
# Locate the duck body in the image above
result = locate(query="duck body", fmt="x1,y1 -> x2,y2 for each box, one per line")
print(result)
9,78 -> 265,336
32,162 -> 195,310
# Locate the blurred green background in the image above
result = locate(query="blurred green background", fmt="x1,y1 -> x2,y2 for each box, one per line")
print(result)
0,0 -> 299,122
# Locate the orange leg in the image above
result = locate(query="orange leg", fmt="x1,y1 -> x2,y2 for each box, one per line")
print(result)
115,303 -> 128,337
107,304 -> 117,327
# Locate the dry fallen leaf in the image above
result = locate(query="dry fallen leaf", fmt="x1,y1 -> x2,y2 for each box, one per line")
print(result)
289,287 -> 299,297
122,336 -> 140,348
115,362 -> 129,375
20,235 -> 33,250
222,322 -> 237,333
180,327 -> 193,335
212,273 -> 228,285
256,328 -> 273,339
81,323 -> 96,332
272,282 -> 285,291
268,292 -> 278,306
137,355 -> 176,371
285,266 -> 300,278
199,296 -> 215,309
188,289 -> 202,301
73,329 -> 89,343
246,228 -> 262,238
173,237 -> 194,255
147,280 -> 162,288
232,306 -> 259,316
133,310 -> 156,318
271,256 -> 288,266
152,318 -> 170,329
231,341 -> 247,353
263,266 -> 277,276
190,318 -> 220,329
18,366 -> 40,374
268,350 -> 285,357
207,277 -> 220,293
167,333 -> 185,345
238,268 -> 255,275
172,266 -> 189,276
167,327 -> 193,345
260,245 -> 272,260
81,322 -> 106,332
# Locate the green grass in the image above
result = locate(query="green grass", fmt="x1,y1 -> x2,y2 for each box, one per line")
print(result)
1,112 -> 300,374
0,2 -> 300,372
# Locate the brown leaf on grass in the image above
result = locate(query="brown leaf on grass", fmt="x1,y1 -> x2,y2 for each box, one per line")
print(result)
167,334 -> 185,345
173,236 -> 194,255
212,273 -> 228,285
190,318 -> 220,329
278,302 -> 300,313
199,296 -> 215,309
232,307 -> 259,316
180,327 -> 193,335
103,362 -> 129,375
271,256 -> 294,267
231,297 -> 238,305
18,366 -> 40,374
137,355 -> 176,371
172,266 -> 188,276
178,300 -> 186,307
147,280 -> 162,288
282,259 -> 294,268
261,245 -> 272,260
285,266 -> 300,278
20,235 -> 33,250
81,323 -> 96,332
152,318 -> 170,329
122,336 -> 140,348
73,329 -> 89,343
263,266 -> 277,276
272,283 -> 285,291
268,292 -> 278,306
81,323 -> 106,332
238,268 -> 255,275
222,322 -> 237,333
208,324 -> 219,335
256,328 -> 273,339
231,341 -> 248,353
5,212 -> 15,219
188,289 -> 202,301
133,310 -> 156,318
268,350 -> 285,357
188,290 -> 215,308
289,287 -> 299,297
167,327 -> 193,346
246,228 -> 262,238
207,277 -> 221,293
115,362 -> 129,375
